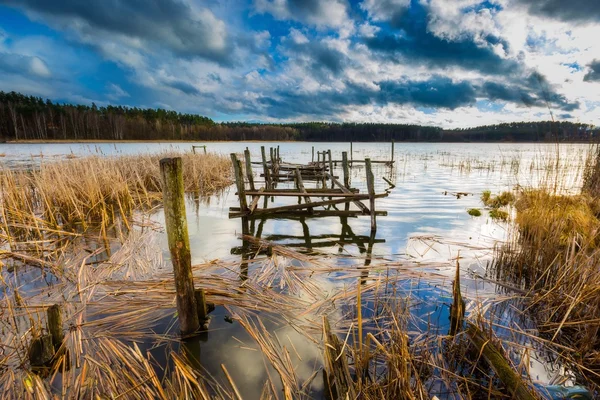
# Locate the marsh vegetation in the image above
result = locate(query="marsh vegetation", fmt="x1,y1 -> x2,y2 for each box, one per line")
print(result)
1,142 -> 599,399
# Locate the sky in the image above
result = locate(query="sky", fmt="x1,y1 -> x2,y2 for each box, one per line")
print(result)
0,0 -> 599,128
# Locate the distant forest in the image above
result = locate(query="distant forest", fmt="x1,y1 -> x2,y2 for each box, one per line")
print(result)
0,91 -> 597,142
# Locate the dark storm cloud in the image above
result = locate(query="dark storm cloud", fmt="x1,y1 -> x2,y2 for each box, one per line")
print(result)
250,71 -> 579,120
364,2 -> 517,76
584,60 -> 600,82
513,0 -> 600,23
379,77 -> 477,109
166,79 -> 201,96
283,38 -> 348,78
252,76 -> 478,119
0,0 -> 232,63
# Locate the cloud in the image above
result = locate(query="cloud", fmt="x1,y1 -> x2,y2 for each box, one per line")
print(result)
513,0 -> 600,23
0,52 -> 50,78
1,0 -> 232,63
165,79 -> 202,96
584,60 -> 600,82
253,0 -> 350,28
360,0 -> 410,23
364,2 -> 517,76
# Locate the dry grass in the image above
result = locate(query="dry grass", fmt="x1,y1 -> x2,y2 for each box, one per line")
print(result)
0,151 -> 232,231
492,150 -> 600,385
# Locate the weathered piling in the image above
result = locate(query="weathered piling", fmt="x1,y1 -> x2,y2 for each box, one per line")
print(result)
244,148 -> 255,191
342,151 -> 350,188
160,157 -> 200,335
391,140 -> 394,163
261,146 -> 271,190
47,304 -> 63,351
231,154 -> 248,211
365,158 -> 376,231
312,146 -> 315,163
195,288 -> 208,324
350,142 -> 353,164
467,323 -> 539,400
327,150 -> 334,189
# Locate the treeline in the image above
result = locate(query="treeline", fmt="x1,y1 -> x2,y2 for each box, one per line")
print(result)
0,91 -> 597,142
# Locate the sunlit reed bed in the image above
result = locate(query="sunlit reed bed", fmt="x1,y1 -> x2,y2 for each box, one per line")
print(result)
0,151 -> 232,231
490,145 -> 600,390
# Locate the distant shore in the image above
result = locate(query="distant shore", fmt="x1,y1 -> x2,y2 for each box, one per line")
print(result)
2,139 -> 596,144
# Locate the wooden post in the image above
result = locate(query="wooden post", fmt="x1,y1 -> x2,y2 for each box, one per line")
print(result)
160,157 -> 199,335
312,146 -> 314,163
391,140 -> 394,163
47,304 -> 63,351
260,146 -> 271,190
231,154 -> 248,211
350,142 -> 353,165
277,145 -> 280,162
365,158 -> 376,232
244,148 -> 255,191
327,150 -> 335,189
195,288 -> 208,323
203,146 -> 207,154
341,151 -> 350,188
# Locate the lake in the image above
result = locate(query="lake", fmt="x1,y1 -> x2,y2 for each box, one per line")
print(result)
0,141 -> 591,398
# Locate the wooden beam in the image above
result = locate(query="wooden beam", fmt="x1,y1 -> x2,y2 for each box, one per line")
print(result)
295,167 -> 312,211
327,172 -> 370,213
242,191 -> 365,198
249,187 -> 264,213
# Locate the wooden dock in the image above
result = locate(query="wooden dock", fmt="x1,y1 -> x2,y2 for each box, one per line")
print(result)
229,146 -> 391,232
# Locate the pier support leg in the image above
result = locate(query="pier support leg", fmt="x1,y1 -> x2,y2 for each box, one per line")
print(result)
365,158 -> 376,232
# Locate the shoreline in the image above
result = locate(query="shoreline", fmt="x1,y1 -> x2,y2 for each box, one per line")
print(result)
2,139 -> 596,144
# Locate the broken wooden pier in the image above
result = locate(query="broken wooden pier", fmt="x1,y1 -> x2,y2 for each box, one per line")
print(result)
229,146 -> 390,231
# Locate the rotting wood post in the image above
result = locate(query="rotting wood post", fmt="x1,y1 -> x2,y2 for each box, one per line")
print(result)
312,146 -> 314,163
195,288 -> 208,325
277,145 -> 280,162
467,323 -> 538,400
391,140 -> 394,163
327,150 -> 334,189
244,148 -> 255,191
260,146 -> 271,190
365,158 -> 376,232
341,151 -> 350,188
449,256 -> 465,336
47,304 -> 63,351
230,154 -> 248,212
350,142 -> 353,165
160,157 -> 200,335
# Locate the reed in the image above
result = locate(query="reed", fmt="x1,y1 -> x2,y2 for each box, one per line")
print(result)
0,151 -> 232,231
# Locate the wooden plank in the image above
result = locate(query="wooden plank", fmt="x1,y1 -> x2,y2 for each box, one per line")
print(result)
327,172 -> 370,213
243,191 -> 364,198
295,167 -> 312,209
249,187 -> 264,213
229,210 -> 387,219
